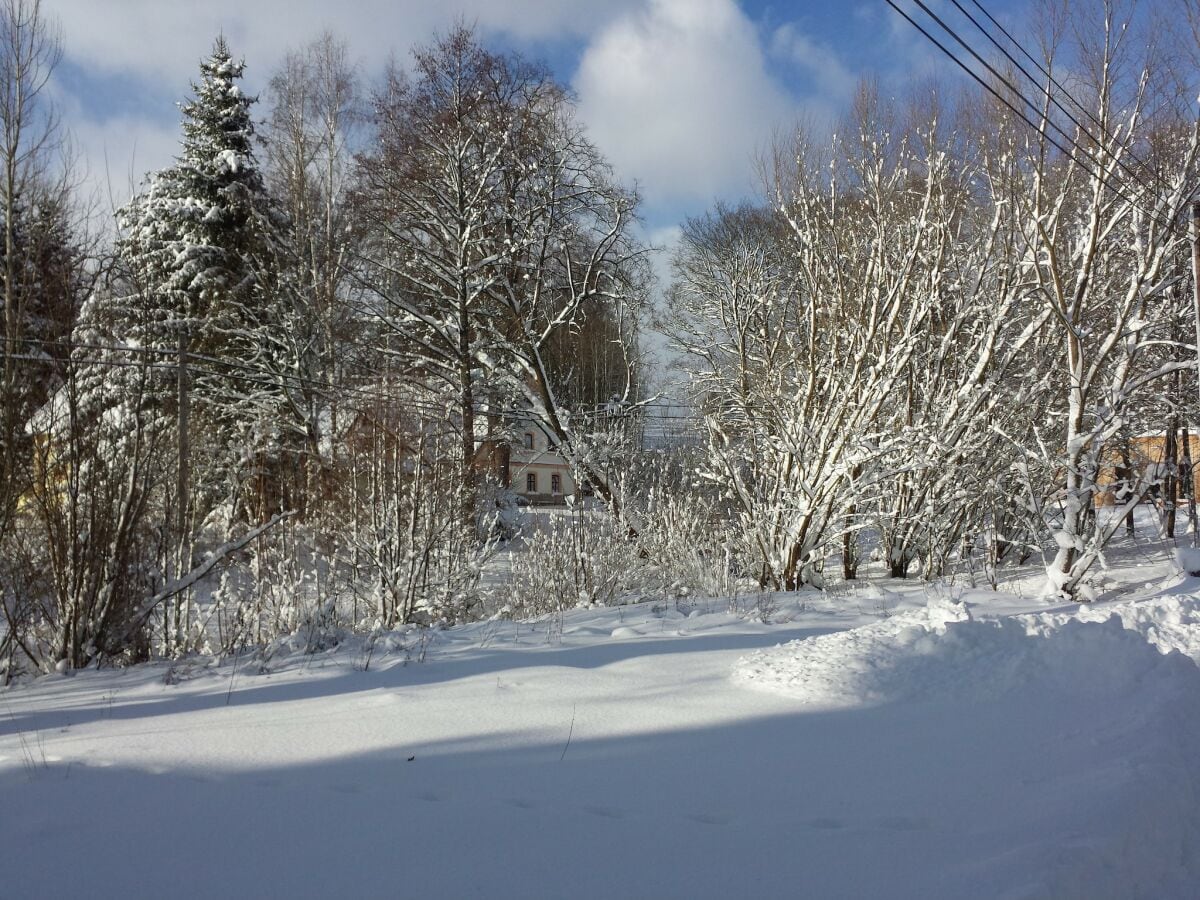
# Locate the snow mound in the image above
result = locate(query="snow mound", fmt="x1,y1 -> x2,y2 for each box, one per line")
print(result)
1178,546 -> 1200,576
1055,591 -> 1200,663
735,597 -> 1200,708
734,595 -> 1200,896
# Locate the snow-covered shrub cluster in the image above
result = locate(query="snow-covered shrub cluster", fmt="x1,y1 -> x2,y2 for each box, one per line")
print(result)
502,512 -> 639,617
666,25 -> 1200,598
496,452 -> 756,618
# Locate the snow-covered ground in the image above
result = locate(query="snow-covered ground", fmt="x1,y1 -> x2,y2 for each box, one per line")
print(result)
4,532 -> 1200,898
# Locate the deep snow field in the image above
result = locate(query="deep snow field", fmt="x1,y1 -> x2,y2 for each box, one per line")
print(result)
4,528 -> 1200,898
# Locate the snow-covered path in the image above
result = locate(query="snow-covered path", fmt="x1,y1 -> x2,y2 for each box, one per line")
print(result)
3,586 -> 1200,898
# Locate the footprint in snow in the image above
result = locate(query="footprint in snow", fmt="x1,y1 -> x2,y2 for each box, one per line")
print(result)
584,805 -> 625,819
504,798 -> 535,810
686,812 -> 731,826
416,790 -> 443,802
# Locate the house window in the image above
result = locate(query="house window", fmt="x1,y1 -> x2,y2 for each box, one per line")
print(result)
526,472 -> 537,493
524,432 -> 534,450
551,473 -> 562,494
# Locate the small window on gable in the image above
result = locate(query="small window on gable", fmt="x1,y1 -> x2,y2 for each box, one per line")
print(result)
524,432 -> 534,450
551,473 -> 562,494
526,472 -> 537,493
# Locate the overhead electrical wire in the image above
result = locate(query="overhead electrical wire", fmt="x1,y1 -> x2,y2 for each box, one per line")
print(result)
962,0 -> 1165,192
884,0 -> 1185,237
949,0 -> 1165,199
2,333 -> 706,425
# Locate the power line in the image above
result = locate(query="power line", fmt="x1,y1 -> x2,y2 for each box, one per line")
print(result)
4,334 -> 707,425
907,0 -> 1180,234
963,0 -> 1165,192
885,0 -> 1184,237
950,0 -> 1165,200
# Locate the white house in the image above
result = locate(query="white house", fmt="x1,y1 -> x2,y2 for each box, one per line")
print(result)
478,420 -> 575,505
510,421 -> 576,504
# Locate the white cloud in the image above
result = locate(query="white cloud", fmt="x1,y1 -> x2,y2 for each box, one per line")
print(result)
573,0 -> 797,211
41,0 -> 641,215
45,0 -> 638,88
769,23 -> 857,125
38,0 -> 856,230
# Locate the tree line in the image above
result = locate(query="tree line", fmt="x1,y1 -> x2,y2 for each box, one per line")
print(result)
0,5 -> 648,676
668,0 -> 1200,597
1,0 -> 1199,679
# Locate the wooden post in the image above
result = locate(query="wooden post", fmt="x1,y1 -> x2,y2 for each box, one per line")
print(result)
177,333 -> 190,543
175,331 -> 190,648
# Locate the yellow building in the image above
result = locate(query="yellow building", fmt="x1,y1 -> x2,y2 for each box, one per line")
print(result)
1096,431 -> 1200,506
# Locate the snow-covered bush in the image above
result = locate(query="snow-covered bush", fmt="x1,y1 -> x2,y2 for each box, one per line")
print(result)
502,511 -> 644,617
3,350 -> 168,672
625,462 -> 744,601
333,398 -> 493,629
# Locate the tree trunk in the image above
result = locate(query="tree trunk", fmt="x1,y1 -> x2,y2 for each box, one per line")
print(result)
1162,414 -> 1178,537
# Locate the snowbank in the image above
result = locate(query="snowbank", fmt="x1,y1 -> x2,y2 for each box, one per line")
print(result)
736,597 -> 1200,897
1046,591 -> 1200,664
5,587 -> 1200,898
735,597 -> 1200,708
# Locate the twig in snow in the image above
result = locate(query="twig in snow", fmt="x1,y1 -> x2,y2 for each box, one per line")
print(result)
559,703 -> 576,762
225,643 -> 242,706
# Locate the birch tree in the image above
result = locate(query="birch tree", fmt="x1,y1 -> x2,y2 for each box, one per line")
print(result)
116,38 -> 290,528
354,26 -> 645,529
261,31 -> 364,501
1011,0 -> 1200,597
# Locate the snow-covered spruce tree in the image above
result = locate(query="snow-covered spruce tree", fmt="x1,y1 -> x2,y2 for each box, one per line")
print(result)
106,38 -> 296,654
116,38 -> 292,531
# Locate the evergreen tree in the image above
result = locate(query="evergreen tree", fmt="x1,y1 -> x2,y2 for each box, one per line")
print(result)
114,37 -> 290,522
0,190 -> 82,431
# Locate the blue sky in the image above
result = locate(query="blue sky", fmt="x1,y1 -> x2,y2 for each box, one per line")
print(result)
45,0 -> 1027,239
